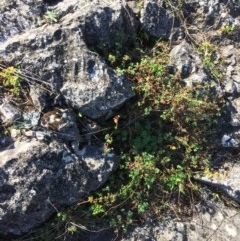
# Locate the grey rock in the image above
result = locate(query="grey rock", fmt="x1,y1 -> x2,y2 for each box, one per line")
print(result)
60,52 -> 134,119
35,130 -> 50,141
0,0 -> 137,236
187,202 -> 240,241
220,45 -> 235,59
140,0 -> 174,39
0,135 -> 12,150
224,79 -> 237,95
229,98 -> 240,127
184,0 -> 240,32
1,0 -> 240,240
40,107 -> 84,155
197,161 -> 240,204
0,0 -> 44,42
218,46 -> 240,96
121,202 -> 240,241
78,0 -> 138,51
221,134 -> 239,147
0,101 -> 21,123
0,0 -> 136,120
22,111 -> 40,128
47,0 -> 138,51
232,70 -> 240,84
0,139 -> 119,237
169,41 -> 208,87
29,86 -> 48,110
40,108 -> 80,140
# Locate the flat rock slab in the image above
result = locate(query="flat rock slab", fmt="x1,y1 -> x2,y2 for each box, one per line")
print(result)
186,204 -> 240,241
121,203 -> 240,241
196,161 -> 240,204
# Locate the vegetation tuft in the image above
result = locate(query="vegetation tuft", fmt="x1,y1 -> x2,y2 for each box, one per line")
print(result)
37,10 -> 59,26
81,39 -> 222,231
0,66 -> 21,96
17,34 -> 224,240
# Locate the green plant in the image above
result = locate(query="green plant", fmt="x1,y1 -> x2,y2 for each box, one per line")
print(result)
136,1 -> 143,10
165,165 -> 186,193
57,211 -> 68,221
44,10 -> 59,24
74,40 -> 222,231
108,53 -> 116,65
37,10 -> 59,26
220,24 -> 235,34
0,66 -> 21,95
163,0 -> 186,9
198,41 -> 223,80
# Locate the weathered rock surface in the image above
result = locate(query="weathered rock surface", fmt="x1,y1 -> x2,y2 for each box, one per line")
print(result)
0,0 -> 136,120
0,0 -> 44,42
169,41 -> 208,87
0,0 -> 136,237
197,160 -> 240,204
140,0 -> 174,39
0,101 -> 21,123
121,202 -> 240,241
184,0 -> 240,37
0,138 -> 119,237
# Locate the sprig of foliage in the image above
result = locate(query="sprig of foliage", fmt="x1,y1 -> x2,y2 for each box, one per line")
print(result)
0,66 -> 21,95
220,24 -> 235,34
198,42 -> 223,80
37,10 -> 59,26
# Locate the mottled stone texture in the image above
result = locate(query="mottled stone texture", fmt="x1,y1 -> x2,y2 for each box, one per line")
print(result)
0,139 -> 119,237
